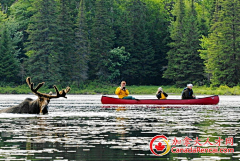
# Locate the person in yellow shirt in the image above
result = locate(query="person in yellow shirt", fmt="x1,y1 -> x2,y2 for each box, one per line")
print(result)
156,87 -> 168,99
115,81 -> 135,99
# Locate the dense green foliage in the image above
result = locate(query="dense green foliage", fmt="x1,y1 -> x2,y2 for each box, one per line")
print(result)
0,0 -> 239,90
25,0 -> 61,85
0,24 -> 19,82
73,0 -> 89,86
200,0 -> 240,87
164,0 -> 204,86
89,0 -> 115,81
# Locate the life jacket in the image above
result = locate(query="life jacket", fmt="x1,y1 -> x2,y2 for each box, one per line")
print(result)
182,87 -> 192,98
181,87 -> 187,97
160,92 -> 166,99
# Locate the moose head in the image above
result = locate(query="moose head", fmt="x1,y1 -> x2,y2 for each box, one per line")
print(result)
0,77 -> 70,114
26,77 -> 71,114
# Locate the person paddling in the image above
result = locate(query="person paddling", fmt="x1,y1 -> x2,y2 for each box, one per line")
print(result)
182,84 -> 196,99
115,81 -> 135,99
156,87 -> 168,99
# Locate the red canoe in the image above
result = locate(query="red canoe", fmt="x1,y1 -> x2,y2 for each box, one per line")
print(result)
101,95 -> 219,105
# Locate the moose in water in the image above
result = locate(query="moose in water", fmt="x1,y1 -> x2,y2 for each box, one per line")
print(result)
0,77 -> 70,114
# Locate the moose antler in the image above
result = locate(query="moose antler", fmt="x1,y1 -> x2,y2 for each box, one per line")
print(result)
26,77 -> 70,99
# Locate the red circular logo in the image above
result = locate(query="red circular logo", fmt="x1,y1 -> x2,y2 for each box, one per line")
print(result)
150,135 -> 171,156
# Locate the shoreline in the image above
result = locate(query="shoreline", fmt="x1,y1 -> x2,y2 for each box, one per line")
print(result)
0,85 -> 239,95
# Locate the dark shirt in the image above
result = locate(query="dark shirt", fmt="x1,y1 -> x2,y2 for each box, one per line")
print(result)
156,91 -> 168,99
182,88 -> 195,99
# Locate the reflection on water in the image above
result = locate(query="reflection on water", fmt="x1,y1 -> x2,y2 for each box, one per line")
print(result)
0,94 -> 239,160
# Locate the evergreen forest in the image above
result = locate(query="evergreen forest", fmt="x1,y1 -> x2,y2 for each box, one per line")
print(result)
0,0 -> 239,88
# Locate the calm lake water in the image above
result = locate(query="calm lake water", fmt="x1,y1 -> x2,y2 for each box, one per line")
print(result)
0,94 -> 240,161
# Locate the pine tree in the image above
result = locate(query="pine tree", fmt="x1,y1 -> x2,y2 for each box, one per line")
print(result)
200,0 -> 240,87
163,0 -> 186,86
0,25 -> 20,83
25,0 -> 60,85
0,8 -> 6,24
89,0 -> 115,80
8,0 -> 36,63
145,0 -> 171,85
182,0 -> 204,84
194,0 -> 217,37
73,0 -> 89,86
56,0 -> 75,86
116,8 -> 133,59
164,0 -> 204,86
120,0 -> 156,85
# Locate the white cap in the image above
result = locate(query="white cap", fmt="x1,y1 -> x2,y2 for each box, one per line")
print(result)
158,87 -> 162,91
187,84 -> 193,87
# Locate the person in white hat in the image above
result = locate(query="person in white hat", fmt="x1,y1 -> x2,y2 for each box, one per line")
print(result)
182,84 -> 196,99
156,87 -> 168,99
